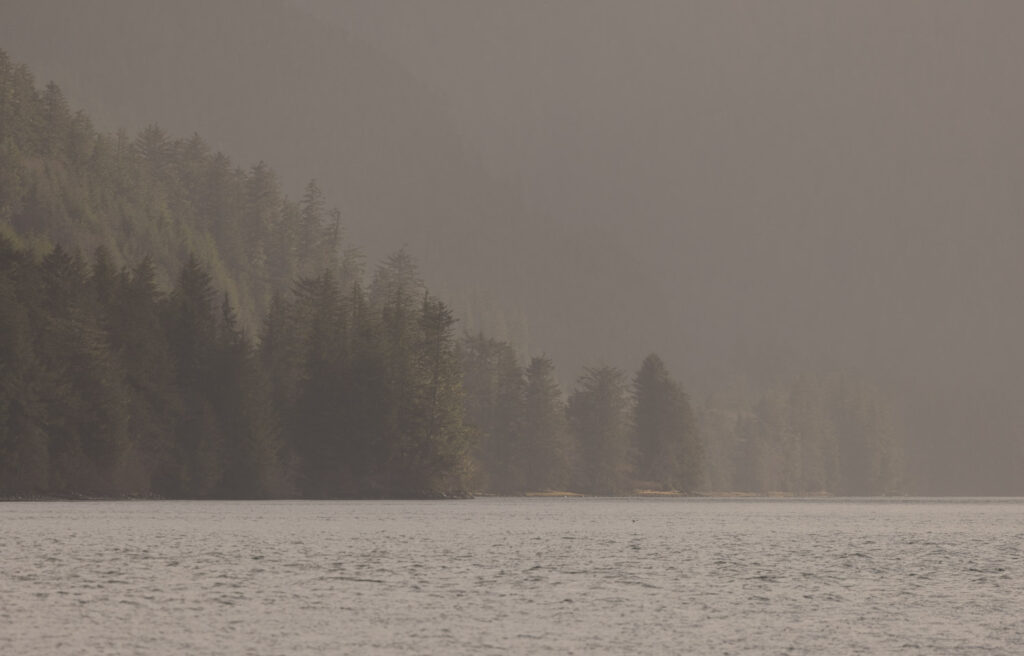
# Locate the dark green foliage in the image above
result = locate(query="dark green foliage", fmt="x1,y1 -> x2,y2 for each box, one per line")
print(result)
36,245 -> 130,493
288,271 -> 353,496
253,251 -> 472,498
104,256 -> 179,493
519,356 -> 570,491
568,366 -> 631,494
161,254 -> 222,495
459,334 -> 525,493
404,295 -> 471,494
0,241 -> 477,498
0,49 -> 340,331
211,295 -> 281,498
0,237 -> 49,493
632,354 -> 701,492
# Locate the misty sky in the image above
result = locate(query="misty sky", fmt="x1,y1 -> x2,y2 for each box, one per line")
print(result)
310,0 -> 1024,374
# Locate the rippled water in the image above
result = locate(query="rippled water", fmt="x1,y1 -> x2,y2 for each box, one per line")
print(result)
2,498 -> 1023,654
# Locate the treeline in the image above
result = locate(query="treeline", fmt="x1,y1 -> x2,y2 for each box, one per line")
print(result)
0,47 -> 338,331
460,338 -> 701,494
698,373 -> 903,495
0,239 -> 703,498
0,48 -> 902,497
460,337 -> 903,497
0,239 -> 473,497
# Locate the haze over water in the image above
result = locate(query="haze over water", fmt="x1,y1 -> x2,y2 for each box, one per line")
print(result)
3,498 -> 1022,654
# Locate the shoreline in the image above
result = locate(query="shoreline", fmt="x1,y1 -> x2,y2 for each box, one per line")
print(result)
0,491 -> 945,502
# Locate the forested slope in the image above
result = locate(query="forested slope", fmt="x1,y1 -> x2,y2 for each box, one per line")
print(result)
0,49 -> 346,331
0,0 -> 669,375
0,49 -> 902,498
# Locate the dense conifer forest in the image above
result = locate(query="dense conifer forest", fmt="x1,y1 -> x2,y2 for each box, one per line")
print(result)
0,49 -> 902,498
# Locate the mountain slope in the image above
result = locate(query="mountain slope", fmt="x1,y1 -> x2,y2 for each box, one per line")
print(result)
0,0 -> 672,378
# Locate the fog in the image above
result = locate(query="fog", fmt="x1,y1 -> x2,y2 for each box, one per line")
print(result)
2,1 -> 1022,493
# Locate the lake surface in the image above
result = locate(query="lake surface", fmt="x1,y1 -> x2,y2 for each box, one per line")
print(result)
2,498 -> 1022,654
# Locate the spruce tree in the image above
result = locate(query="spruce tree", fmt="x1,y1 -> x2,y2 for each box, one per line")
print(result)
407,295 -> 470,495
567,366 -> 631,494
112,257 -> 180,494
290,271 -> 352,496
520,356 -> 569,492
163,254 -> 222,496
632,354 -> 701,492
211,294 -> 281,497
0,237 -> 49,493
459,334 -> 525,493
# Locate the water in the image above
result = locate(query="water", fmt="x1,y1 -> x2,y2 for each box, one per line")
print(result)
2,498 -> 1022,654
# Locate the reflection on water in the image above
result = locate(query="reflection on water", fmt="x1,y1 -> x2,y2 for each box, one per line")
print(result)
2,498 -> 1022,654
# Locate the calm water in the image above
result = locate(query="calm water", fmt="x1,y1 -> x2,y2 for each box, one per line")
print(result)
2,498 -> 1023,654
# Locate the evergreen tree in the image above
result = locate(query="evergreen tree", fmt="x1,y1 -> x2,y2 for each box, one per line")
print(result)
163,254 -> 222,496
134,124 -> 173,173
33,245 -> 130,493
0,237 -> 49,493
211,294 -> 281,497
567,366 -> 631,494
632,354 -> 701,491
405,295 -> 471,495
109,257 -> 180,494
289,271 -> 352,496
243,160 -> 279,281
372,250 -> 422,492
297,179 -> 330,276
520,356 -> 570,492
342,274 -> 388,492
38,82 -> 71,158
459,334 -> 525,493
0,137 -> 26,224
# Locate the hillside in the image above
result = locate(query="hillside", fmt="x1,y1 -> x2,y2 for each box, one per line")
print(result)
0,48 -> 906,498
1,52 -> 347,329
0,0 -> 672,376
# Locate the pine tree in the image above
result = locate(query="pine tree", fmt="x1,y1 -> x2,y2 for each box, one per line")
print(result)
110,257 -> 180,494
520,356 -> 569,492
211,294 -> 281,497
406,295 -> 471,495
459,334 -> 525,492
31,245 -> 130,493
38,82 -> 71,158
298,179 -> 328,276
290,271 -> 352,496
568,365 -> 631,494
0,137 -> 27,224
163,254 -> 222,496
134,124 -> 173,178
243,160 -> 280,281
0,237 -> 49,493
632,354 -> 701,491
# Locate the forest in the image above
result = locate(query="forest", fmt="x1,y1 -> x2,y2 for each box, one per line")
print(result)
0,48 -> 902,498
